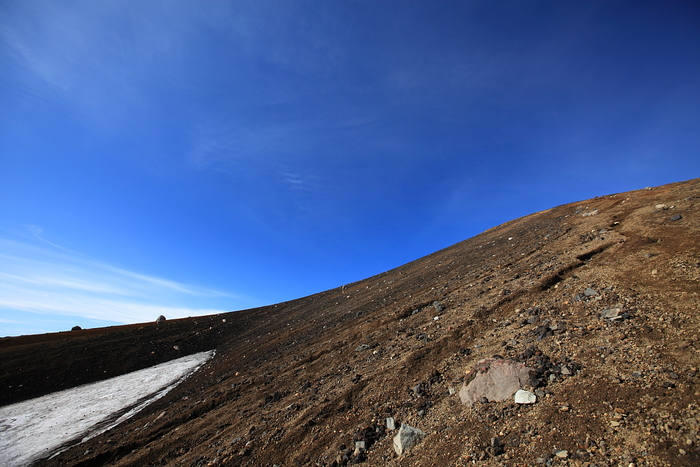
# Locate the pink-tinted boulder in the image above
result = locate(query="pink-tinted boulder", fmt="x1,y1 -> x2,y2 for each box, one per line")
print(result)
459,358 -> 532,406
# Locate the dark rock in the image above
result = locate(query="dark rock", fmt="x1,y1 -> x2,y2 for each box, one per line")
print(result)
584,288 -> 598,297
488,436 -> 504,456
71,326 -> 82,331
670,214 -> 683,221
411,383 -> 426,397
156,315 -> 166,323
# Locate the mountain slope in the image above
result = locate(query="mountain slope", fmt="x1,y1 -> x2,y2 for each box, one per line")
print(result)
3,179 -> 699,466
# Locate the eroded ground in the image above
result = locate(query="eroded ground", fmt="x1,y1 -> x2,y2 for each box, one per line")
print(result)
2,179 -> 699,467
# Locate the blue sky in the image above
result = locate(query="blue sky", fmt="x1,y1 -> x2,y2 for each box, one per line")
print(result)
1,1 -> 699,336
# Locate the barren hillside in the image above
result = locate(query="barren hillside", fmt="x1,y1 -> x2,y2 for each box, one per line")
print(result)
2,179 -> 699,466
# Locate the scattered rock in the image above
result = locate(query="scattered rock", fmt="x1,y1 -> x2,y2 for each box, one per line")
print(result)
410,383 -> 426,398
393,423 -> 426,456
488,436 -> 504,456
514,389 -> 537,404
459,358 -> 532,406
599,307 -> 631,322
433,301 -> 444,312
600,308 -> 621,320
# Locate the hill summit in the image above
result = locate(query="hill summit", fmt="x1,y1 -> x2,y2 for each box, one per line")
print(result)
2,179 -> 699,466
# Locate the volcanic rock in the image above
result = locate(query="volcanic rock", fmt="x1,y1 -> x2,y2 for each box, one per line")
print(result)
393,423 -> 426,456
459,358 -> 532,406
514,389 -> 537,404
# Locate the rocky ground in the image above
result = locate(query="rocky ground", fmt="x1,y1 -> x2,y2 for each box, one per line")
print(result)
1,179 -> 699,467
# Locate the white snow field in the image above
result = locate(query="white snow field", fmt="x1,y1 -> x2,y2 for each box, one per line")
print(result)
0,350 -> 215,467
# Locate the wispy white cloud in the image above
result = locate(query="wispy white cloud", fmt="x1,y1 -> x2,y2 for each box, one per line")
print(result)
0,235 -> 248,335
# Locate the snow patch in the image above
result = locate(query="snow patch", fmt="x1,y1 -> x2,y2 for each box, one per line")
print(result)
0,350 -> 214,467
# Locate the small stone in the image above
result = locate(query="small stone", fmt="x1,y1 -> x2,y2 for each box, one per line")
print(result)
554,450 -> 568,458
514,389 -> 537,404
386,417 -> 396,430
584,288 -> 598,297
355,344 -> 370,352
561,366 -> 572,376
412,383 -> 425,397
670,214 -> 683,221
600,308 -> 622,319
559,405 -> 570,412
393,423 -> 426,456
610,421 -> 621,427
655,204 -> 668,210
489,436 -> 504,456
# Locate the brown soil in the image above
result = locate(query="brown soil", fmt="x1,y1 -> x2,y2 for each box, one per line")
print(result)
2,179 -> 699,467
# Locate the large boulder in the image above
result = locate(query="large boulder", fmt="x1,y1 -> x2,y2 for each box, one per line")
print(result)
459,358 -> 532,406
156,315 -> 166,323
